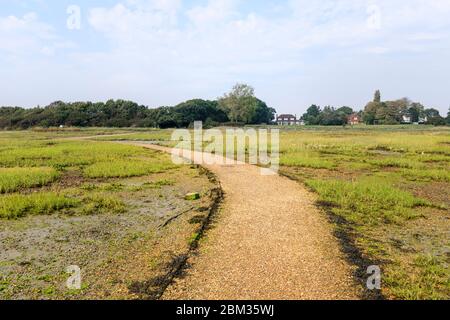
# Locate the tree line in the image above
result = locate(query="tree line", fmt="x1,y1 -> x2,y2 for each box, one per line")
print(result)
301,90 -> 449,126
2,85 -> 448,129
0,84 -> 276,129
301,105 -> 358,126
362,90 -> 448,126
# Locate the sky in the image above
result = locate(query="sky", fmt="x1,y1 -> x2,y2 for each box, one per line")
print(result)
1,0 -> 450,115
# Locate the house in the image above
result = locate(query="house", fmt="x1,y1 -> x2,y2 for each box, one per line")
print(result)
402,113 -> 412,124
277,114 -> 303,126
347,113 -> 362,125
401,111 -> 428,125
418,116 -> 428,124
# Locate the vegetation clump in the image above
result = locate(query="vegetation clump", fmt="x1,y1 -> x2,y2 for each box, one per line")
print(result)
0,192 -> 77,219
0,167 -> 59,193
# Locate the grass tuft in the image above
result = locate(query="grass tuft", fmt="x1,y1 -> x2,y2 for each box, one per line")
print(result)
0,167 -> 60,193
83,159 -> 176,178
81,194 -> 126,215
306,178 -> 430,225
0,192 -> 78,219
401,168 -> 450,182
280,152 -> 335,169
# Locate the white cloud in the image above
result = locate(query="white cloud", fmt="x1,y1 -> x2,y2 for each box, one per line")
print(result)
0,13 -> 53,54
80,1 -> 450,113
1,1 -> 450,113
0,12 -> 75,57
187,0 -> 238,26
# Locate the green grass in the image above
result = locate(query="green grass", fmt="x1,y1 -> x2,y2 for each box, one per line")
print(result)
401,168 -> 450,182
279,126 -> 449,299
0,167 -> 60,193
0,141 -> 151,169
0,192 -> 78,219
1,127 -> 448,299
146,179 -> 175,188
367,158 -> 423,169
280,152 -> 335,169
83,159 -> 176,178
92,131 -> 172,142
0,130 -> 182,221
80,194 -> 126,215
385,255 -> 450,300
306,178 -> 429,225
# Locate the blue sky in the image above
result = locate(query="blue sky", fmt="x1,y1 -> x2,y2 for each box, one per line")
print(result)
1,0 -> 450,115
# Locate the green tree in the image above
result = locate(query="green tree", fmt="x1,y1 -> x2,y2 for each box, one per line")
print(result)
375,99 -> 409,124
302,105 -> 321,125
173,99 -> 228,127
218,83 -> 255,123
374,90 -> 381,103
336,106 -> 354,116
249,99 -> 276,124
408,102 -> 425,123
363,102 -> 380,124
424,108 -> 445,126
447,107 -> 450,125
218,83 -> 274,124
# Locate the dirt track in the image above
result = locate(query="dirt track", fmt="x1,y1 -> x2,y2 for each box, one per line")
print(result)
130,143 -> 361,300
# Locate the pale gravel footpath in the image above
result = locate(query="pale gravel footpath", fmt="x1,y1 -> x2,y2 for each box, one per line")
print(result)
131,143 -> 362,300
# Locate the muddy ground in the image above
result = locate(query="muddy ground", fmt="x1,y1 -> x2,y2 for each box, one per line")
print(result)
0,166 -> 218,300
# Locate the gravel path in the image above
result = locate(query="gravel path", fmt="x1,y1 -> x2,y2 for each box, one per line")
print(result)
131,143 -> 361,300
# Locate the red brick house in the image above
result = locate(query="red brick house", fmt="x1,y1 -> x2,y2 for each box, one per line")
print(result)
277,114 -> 303,126
347,113 -> 362,125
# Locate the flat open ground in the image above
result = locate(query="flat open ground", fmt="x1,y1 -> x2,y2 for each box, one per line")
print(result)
1,126 -> 449,300
0,130 -> 219,299
99,125 -> 450,300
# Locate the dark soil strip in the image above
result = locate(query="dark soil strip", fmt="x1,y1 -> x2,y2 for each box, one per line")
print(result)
279,169 -> 385,300
128,167 -> 224,300
158,207 -> 195,229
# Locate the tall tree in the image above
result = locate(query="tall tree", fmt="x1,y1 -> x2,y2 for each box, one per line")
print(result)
218,83 -> 274,124
447,106 -> 450,125
374,90 -> 381,103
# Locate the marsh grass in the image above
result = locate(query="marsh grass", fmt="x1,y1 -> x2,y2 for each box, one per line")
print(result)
384,255 -> 450,300
93,131 -> 172,142
0,141 -> 151,168
366,158 -> 423,169
306,178 -> 429,225
401,168 -> 450,182
80,194 -> 126,215
83,159 -> 176,178
280,126 -> 450,299
0,167 -> 60,193
0,192 -> 78,219
280,152 -> 335,169
0,131 -> 179,220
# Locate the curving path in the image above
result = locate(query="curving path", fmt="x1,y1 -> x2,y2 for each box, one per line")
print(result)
129,143 -> 361,300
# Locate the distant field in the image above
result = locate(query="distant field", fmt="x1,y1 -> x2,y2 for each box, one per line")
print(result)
0,129 -> 217,299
